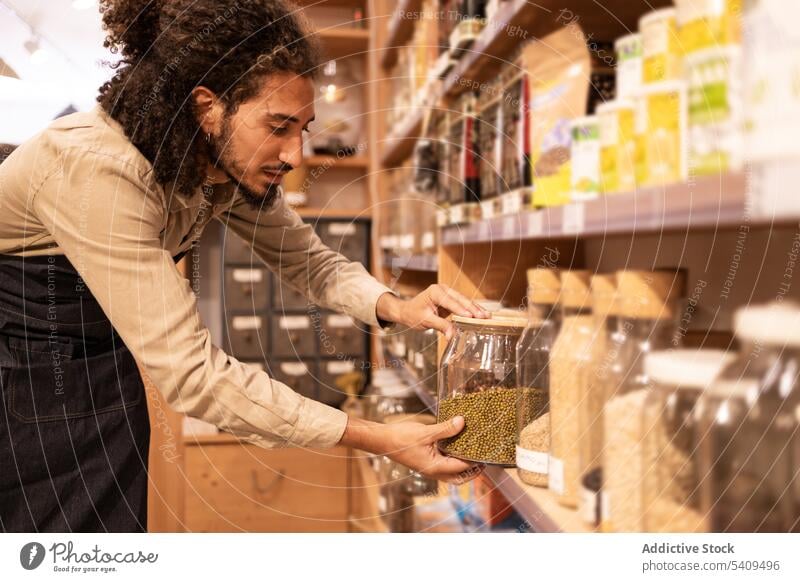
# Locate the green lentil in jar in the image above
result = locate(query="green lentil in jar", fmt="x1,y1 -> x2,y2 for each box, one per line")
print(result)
438,387 -> 540,465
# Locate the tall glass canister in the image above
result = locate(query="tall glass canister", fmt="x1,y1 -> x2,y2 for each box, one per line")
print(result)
516,268 -> 563,487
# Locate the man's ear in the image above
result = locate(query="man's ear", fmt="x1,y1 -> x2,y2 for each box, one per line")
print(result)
192,86 -> 222,136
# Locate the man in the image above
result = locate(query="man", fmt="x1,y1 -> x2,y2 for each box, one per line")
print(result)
0,0 -> 486,532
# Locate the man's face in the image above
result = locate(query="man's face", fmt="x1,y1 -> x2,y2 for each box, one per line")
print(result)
207,72 -> 315,208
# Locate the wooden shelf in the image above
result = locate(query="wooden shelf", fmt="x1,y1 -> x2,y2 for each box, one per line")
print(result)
293,207 -> 372,219
380,0 -> 672,167
387,253 -> 438,272
380,0 -> 423,70
438,170 -> 800,246
305,154 -> 369,169
391,358 -> 594,533
317,27 -> 370,59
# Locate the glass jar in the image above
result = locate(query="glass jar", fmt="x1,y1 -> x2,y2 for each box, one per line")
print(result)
641,349 -> 734,532
420,328 -> 439,401
549,271 -> 593,508
695,303 -> 800,532
437,314 -> 528,465
577,274 -> 618,524
516,268 -> 562,487
602,269 -> 686,532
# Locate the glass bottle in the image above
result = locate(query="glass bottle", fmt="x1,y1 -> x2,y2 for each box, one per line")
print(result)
437,314 -> 527,465
641,349 -> 734,532
549,270 -> 593,508
516,268 -> 562,487
695,303 -> 800,532
601,269 -> 686,532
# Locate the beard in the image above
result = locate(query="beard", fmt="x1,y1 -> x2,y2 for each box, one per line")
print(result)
206,116 -> 283,211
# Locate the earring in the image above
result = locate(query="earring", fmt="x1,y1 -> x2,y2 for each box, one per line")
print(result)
205,132 -> 211,143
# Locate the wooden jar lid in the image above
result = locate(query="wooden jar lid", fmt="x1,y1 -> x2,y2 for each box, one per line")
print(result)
559,270 -> 592,308
526,268 -> 561,305
616,269 -> 687,319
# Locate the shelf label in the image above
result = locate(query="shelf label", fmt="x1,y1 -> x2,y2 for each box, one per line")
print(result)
399,234 -> 415,250
328,222 -> 357,236
421,231 -> 435,250
529,211 -> 544,236
502,191 -> 523,215
548,455 -> 565,495
232,268 -> 263,283
326,360 -> 355,374
280,362 -> 309,376
562,203 -> 585,234
232,316 -> 262,330
516,446 -> 548,474
450,204 -> 464,224
480,199 -> 496,220
326,314 -> 355,328
280,316 -> 310,330
435,208 -> 449,227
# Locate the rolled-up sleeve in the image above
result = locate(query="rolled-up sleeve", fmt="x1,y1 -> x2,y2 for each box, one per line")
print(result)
219,195 -> 394,327
32,151 -> 347,449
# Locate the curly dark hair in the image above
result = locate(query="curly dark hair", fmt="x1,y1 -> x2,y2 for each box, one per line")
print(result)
97,0 -> 321,196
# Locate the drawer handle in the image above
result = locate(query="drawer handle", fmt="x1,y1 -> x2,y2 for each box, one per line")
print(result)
251,469 -> 285,496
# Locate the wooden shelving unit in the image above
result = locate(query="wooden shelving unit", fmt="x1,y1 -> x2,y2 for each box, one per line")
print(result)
305,154 -> 370,169
387,253 -> 439,272
316,27 -> 370,59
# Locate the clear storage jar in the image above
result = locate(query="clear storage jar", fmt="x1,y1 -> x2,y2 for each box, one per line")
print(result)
695,303 -> 800,532
601,269 -> 686,532
516,268 -> 562,487
641,349 -> 734,532
437,314 -> 529,465
549,271 -> 594,508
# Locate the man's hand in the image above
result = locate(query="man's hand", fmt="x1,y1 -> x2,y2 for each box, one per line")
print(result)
376,285 -> 489,339
340,415 -> 485,484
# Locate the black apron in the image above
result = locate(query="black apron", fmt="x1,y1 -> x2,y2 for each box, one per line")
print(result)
0,251 -> 185,532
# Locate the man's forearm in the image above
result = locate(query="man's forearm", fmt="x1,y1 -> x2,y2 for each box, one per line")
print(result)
338,415 -> 392,455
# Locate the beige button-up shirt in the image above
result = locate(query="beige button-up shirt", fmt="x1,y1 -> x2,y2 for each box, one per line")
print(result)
0,106 -> 392,449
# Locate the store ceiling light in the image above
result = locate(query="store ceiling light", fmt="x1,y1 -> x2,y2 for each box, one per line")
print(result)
23,37 -> 48,65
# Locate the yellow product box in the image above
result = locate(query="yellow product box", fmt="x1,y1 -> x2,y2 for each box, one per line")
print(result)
640,8 -> 681,83
676,0 -> 742,54
634,81 -> 688,187
597,99 -> 636,194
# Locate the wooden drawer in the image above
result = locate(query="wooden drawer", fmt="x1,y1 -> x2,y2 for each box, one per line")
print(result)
223,267 -> 269,310
318,313 -> 367,357
224,315 -> 268,359
271,314 -> 317,357
183,445 -> 349,532
316,220 -> 369,264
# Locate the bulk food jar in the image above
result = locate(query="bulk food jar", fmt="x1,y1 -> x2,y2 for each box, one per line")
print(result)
601,269 -> 686,532
695,303 -> 800,532
641,349 -> 734,533
548,270 -> 594,508
516,268 -> 562,487
437,314 -> 529,465
577,274 -> 619,524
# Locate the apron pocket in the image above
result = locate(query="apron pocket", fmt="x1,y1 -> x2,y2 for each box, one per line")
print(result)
7,346 -> 144,424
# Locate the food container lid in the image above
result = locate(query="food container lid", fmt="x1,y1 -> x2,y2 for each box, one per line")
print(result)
493,307 -> 527,320
616,269 -> 686,319
527,268 -> 561,305
734,302 -> 800,347
590,273 -> 619,317
645,349 -> 735,389
614,32 -> 642,52
559,270 -> 592,308
451,314 -> 527,327
639,7 -> 677,29
596,98 -> 635,114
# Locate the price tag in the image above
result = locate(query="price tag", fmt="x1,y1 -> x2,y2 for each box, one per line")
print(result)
562,203 -> 585,234
232,269 -> 263,283
435,209 -> 449,227
529,211 -> 543,236
280,316 -> 310,330
450,204 -> 464,224
502,191 -> 523,215
400,234 -> 415,250
232,316 -> 262,330
421,231 -> 435,250
414,352 -> 424,369
480,199 -> 496,220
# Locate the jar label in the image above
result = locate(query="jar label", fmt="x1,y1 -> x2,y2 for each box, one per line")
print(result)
328,222 -> 357,236
516,446 -> 548,474
232,269 -> 262,283
232,316 -> 262,330
580,484 -> 600,526
548,455 -> 565,495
